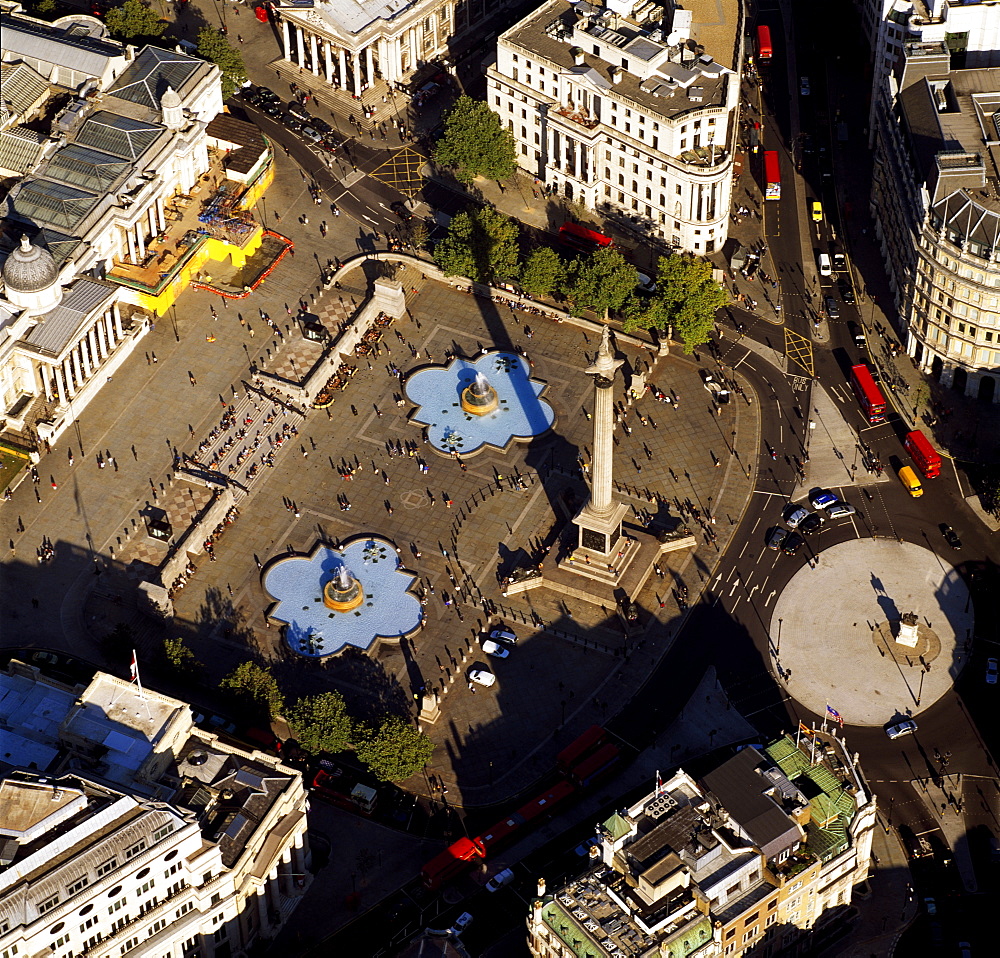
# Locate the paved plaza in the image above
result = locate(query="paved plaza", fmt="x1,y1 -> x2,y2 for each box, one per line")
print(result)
27,250 -> 761,805
772,539 -> 972,726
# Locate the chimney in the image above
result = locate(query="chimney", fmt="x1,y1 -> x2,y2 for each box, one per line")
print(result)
572,47 -> 585,66
611,66 -> 623,84
537,877 -> 546,897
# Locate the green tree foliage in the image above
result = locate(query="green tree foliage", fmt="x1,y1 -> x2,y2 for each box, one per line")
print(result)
623,254 -> 727,353
162,635 -> 201,674
220,661 -> 284,717
407,220 -> 430,251
432,206 -> 519,284
519,247 -> 565,298
561,246 -> 638,318
104,0 -> 166,40
196,28 -> 248,100
355,716 -> 435,782
285,692 -> 353,754
433,95 -> 517,184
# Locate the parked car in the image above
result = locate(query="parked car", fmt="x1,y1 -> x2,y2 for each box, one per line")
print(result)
809,489 -> 839,510
782,533 -> 805,555
482,639 -> 510,658
923,897 -> 937,916
848,320 -> 866,345
489,628 -> 517,644
827,502 -> 857,519
288,100 -> 311,120
485,868 -> 515,892
885,719 -> 918,740
986,657 -> 998,685
450,912 -> 474,935
574,836 -> 601,857
783,504 -> 811,529
840,282 -> 856,304
832,251 -> 847,271
824,295 -> 841,320
310,117 -> 332,134
799,513 -> 825,536
766,527 -> 788,551
818,253 -> 832,277
800,76 -> 811,96
469,668 -> 496,687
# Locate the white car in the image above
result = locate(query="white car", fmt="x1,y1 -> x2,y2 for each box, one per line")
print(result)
482,639 -> 510,658
886,719 -> 918,740
783,505 -> 811,529
489,628 -> 517,644
827,502 -> 857,519
986,657 -> 998,685
818,253 -> 832,277
469,668 -> 496,688
450,912 -> 474,935
485,867 -> 515,892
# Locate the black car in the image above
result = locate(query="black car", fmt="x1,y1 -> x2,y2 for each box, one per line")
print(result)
823,295 -> 841,320
288,100 -> 311,120
782,533 -> 805,555
840,284 -> 856,304
390,200 -> 413,222
941,524 -> 962,549
279,112 -> 304,131
799,513 -> 825,536
310,117 -> 333,134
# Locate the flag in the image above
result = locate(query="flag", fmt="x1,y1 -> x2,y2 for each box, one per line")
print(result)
130,651 -> 138,683
655,770 -> 662,796
826,705 -> 844,726
798,721 -> 813,736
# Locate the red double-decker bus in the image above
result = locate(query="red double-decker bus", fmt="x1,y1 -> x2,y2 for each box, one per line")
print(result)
904,430 -> 941,478
850,364 -> 887,424
764,151 -> 781,200
556,725 -> 608,773
756,25 -> 773,61
558,222 -> 615,254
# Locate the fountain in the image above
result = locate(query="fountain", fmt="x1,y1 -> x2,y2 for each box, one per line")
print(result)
404,350 -> 554,456
263,536 -> 423,657
461,371 -> 499,416
323,563 -> 364,611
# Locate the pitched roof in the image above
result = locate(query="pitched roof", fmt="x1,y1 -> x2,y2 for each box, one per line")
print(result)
0,62 -> 49,123
0,127 -> 46,176
22,278 -> 118,355
0,13 -> 123,78
106,46 -> 203,110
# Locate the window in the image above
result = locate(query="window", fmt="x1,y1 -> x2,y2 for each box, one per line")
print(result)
211,892 -> 222,906
109,897 -> 127,914
213,928 -> 228,944
725,882 -> 741,897
121,938 -> 140,954
725,928 -> 736,940
164,863 -> 181,878
67,876 -> 89,895
124,840 -> 146,860
39,894 -> 60,915
176,902 -> 195,918
137,879 -> 155,897
80,916 -> 99,933
151,824 -> 173,843
147,918 -> 168,936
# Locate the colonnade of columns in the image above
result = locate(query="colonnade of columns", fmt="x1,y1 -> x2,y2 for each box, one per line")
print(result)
40,305 -> 125,406
121,198 -> 167,266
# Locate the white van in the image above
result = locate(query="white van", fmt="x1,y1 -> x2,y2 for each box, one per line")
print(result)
818,253 -> 832,277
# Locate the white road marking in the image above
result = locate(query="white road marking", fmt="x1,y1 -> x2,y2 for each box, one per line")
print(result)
733,350 -> 752,368
765,589 -> 776,606
362,215 -> 378,223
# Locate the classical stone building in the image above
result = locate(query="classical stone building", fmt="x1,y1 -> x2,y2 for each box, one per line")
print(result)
0,662 -> 311,958
274,0 -> 517,93
527,733 -> 875,958
870,39 -> 1000,401
488,0 -> 743,252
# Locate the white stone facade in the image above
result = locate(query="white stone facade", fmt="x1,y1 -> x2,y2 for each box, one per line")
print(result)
0,664 -> 311,958
488,0 -> 743,253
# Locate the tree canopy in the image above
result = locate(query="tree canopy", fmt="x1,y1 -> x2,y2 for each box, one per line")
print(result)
161,635 -> 202,674
519,247 -> 565,298
104,0 -> 166,40
433,206 -> 520,284
433,95 -> 518,184
285,692 -> 353,755
622,254 -> 727,352
561,246 -> 638,318
355,716 -> 435,782
196,28 -> 248,100
220,661 -> 284,717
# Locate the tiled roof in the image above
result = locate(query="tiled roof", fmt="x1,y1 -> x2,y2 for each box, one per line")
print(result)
22,278 -> 117,355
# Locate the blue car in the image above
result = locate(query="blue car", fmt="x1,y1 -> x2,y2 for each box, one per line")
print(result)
809,490 -> 839,510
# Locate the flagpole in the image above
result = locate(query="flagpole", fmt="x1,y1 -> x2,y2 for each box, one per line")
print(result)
131,649 -> 153,721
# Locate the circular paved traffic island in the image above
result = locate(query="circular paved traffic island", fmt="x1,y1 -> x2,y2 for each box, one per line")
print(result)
771,539 -> 972,727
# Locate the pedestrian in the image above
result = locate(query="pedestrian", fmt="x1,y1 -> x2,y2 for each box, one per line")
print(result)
189,373 -> 197,386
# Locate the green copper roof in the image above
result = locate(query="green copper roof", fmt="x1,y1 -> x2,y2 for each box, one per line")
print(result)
603,811 -> 632,841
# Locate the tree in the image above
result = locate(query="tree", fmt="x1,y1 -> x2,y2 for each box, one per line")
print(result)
433,95 -> 517,184
355,715 -> 435,782
433,206 -> 519,284
519,247 -> 565,298
623,254 -> 727,353
220,661 -> 284,717
561,246 -> 638,318
407,220 -> 429,251
285,692 -> 353,755
104,0 -> 166,40
196,28 -> 248,100
162,635 -> 202,674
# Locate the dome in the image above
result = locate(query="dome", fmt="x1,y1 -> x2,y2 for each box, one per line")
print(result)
3,235 -> 59,294
160,85 -> 182,110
